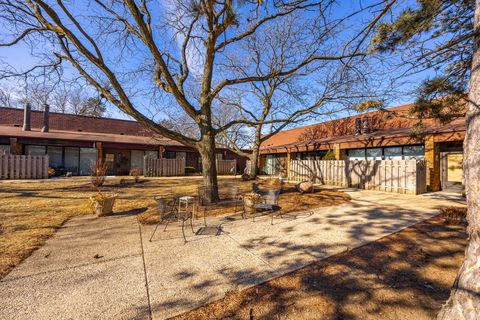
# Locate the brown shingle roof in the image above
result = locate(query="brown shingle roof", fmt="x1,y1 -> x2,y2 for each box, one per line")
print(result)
260,103 -> 466,152
0,126 -> 182,146
0,107 -> 152,136
0,107 -> 185,146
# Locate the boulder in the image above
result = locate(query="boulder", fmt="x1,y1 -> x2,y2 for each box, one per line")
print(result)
296,181 -> 314,194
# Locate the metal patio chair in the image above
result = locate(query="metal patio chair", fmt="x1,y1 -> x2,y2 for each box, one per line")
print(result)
226,186 -> 243,213
149,195 -> 194,244
258,189 -> 281,224
242,189 -> 281,222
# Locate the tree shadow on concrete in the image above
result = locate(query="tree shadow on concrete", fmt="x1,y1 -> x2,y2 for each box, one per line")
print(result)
111,207 -> 148,216
142,192 -> 465,319
169,217 -> 467,320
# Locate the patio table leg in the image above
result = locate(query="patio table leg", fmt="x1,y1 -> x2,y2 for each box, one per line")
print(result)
190,214 -> 194,233
181,219 -> 187,244
204,211 -> 207,227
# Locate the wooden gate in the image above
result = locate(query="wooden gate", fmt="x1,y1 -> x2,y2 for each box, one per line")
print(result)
143,158 -> 185,177
217,159 -> 237,175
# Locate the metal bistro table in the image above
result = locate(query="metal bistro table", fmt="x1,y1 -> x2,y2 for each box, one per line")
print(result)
178,195 -> 196,216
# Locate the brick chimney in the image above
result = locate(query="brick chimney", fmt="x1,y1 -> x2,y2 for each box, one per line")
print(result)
41,104 -> 49,132
355,118 -> 362,135
362,116 -> 370,134
22,103 -> 31,131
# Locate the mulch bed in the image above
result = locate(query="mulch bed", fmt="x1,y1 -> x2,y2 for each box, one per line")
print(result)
137,183 -> 351,224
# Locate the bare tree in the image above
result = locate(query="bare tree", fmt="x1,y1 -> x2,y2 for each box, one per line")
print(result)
0,0 -> 394,201
0,81 -> 107,116
216,14 -> 383,177
0,86 -> 15,107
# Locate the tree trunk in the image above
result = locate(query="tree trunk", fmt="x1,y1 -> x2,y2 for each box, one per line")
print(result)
198,131 -> 220,203
248,145 -> 260,179
437,2 -> 480,318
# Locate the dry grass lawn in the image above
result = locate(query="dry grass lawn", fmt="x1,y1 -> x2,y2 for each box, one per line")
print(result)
0,177 -> 350,279
173,216 -> 467,320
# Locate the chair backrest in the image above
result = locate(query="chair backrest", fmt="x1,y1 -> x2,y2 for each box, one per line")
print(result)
155,196 -> 176,218
230,186 -> 239,199
264,189 -> 280,205
198,185 -> 219,205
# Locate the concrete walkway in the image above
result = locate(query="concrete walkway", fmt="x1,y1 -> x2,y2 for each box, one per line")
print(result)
0,189 -> 465,320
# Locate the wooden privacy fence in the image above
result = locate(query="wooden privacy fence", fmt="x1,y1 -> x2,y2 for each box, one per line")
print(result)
289,159 -> 427,195
0,154 -> 49,179
217,159 -> 237,175
144,158 -> 186,177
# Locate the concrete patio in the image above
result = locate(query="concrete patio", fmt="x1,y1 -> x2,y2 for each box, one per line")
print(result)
0,189 -> 465,320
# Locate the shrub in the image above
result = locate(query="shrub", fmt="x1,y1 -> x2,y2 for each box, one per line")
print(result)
90,160 -> 108,188
322,149 -> 336,160
129,167 -> 141,182
440,206 -> 467,224
47,167 -> 56,177
241,173 -> 252,181
185,166 -> 200,175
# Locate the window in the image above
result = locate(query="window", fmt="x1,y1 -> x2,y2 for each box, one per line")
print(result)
145,151 -> 158,159
25,145 -> 46,156
264,154 -> 277,175
317,151 -> 328,159
216,153 -> 224,161
0,144 -> 10,155
64,147 -> 79,175
131,150 -> 144,169
176,152 -> 187,160
105,153 -> 114,162
299,152 -> 317,160
366,148 -> 382,160
47,146 -> 63,168
164,151 -> 176,159
348,149 -> 365,160
79,148 -> 97,175
384,147 -> 403,160
403,145 -> 425,160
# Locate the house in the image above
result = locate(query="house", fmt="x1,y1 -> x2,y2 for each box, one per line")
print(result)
259,104 -> 465,192
0,106 -> 246,176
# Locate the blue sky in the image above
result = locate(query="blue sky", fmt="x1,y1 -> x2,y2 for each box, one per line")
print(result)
0,0 -> 431,126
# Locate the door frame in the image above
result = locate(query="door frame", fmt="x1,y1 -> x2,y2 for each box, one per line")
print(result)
440,151 -> 464,191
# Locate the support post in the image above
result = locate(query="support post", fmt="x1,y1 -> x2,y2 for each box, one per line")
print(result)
424,135 -> 441,191
334,144 -> 346,160
286,150 -> 291,180
159,145 -> 165,159
9,138 -> 22,155
96,142 -> 103,165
